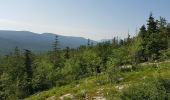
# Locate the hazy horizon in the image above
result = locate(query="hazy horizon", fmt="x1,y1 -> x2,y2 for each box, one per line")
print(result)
0,0 -> 170,40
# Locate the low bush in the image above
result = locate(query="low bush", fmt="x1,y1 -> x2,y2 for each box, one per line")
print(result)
121,79 -> 166,100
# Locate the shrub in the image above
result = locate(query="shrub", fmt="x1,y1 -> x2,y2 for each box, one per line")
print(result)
95,75 -> 108,85
75,89 -> 87,99
121,79 -> 166,100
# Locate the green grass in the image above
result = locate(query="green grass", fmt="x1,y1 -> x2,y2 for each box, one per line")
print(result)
25,61 -> 170,100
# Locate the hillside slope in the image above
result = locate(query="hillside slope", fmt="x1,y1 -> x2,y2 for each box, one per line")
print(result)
0,30 -> 96,54
25,60 -> 170,100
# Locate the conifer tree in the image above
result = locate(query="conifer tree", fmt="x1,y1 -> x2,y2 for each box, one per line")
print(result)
64,46 -> 70,59
139,25 -> 147,39
52,35 -> 61,69
87,38 -> 90,46
138,25 -> 148,61
146,14 -> 168,60
23,49 -> 33,95
147,13 -> 158,34
158,17 -> 167,30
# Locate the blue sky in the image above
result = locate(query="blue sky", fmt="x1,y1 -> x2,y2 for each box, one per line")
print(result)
0,0 -> 169,40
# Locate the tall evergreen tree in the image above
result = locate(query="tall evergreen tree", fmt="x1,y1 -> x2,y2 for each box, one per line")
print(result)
127,34 -> 131,44
139,25 -> 147,39
146,14 -> 168,60
14,46 -> 20,58
166,24 -> 170,37
53,35 -> 60,53
138,25 -> 148,61
23,49 -> 33,96
52,35 -> 62,69
87,38 -> 90,46
158,17 -> 167,30
120,39 -> 124,46
112,37 -> 118,47
147,13 -> 158,34
64,46 -> 70,59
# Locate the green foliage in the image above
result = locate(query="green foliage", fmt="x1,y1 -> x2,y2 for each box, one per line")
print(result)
51,35 -> 62,69
0,13 -> 170,100
121,79 -> 167,100
64,46 -> 70,59
32,57 -> 54,92
137,14 -> 169,61
23,50 -> 33,95
158,77 -> 170,95
75,89 -> 87,99
25,61 -> 170,100
95,74 -> 108,85
106,56 -> 121,83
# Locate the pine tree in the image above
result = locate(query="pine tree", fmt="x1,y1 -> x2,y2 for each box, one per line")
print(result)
146,14 -> 168,60
53,36 -> 60,52
112,37 -> 117,47
64,46 -> 70,59
87,38 -> 90,46
166,24 -> 170,37
52,35 -> 61,69
23,49 -> 33,95
158,17 -> 167,30
146,13 -> 158,60
120,39 -> 124,46
127,34 -> 131,44
147,13 -> 158,34
14,46 -> 20,58
139,25 -> 147,39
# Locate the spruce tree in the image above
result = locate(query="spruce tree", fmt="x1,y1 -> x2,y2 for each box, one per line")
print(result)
139,25 -> 147,39
52,35 -> 61,69
158,17 -> 167,30
53,35 -> 60,53
64,46 -> 70,59
127,34 -> 131,44
146,14 -> 168,60
14,46 -> 20,58
23,49 -> 33,96
138,25 -> 148,61
147,13 -> 158,34
87,38 -> 90,46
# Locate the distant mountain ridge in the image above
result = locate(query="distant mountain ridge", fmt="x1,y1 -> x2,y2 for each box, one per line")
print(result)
0,30 -> 96,54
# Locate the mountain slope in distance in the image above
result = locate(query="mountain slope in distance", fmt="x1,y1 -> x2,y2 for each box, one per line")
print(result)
0,30 -> 96,54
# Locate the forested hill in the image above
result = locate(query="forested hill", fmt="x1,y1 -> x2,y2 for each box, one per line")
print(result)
0,30 -> 96,54
1,14 -> 170,100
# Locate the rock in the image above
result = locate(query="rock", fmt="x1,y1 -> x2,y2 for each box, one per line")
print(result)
92,96 -> 106,100
98,88 -> 104,91
120,65 -> 132,69
120,65 -> 133,71
118,77 -> 124,81
59,93 -> 74,100
47,96 -> 55,100
76,84 -> 80,88
115,85 -> 124,90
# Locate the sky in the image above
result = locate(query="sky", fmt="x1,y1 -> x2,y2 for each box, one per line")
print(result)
0,0 -> 170,41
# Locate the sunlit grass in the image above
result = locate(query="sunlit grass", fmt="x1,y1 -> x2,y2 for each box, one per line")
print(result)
25,61 -> 170,100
